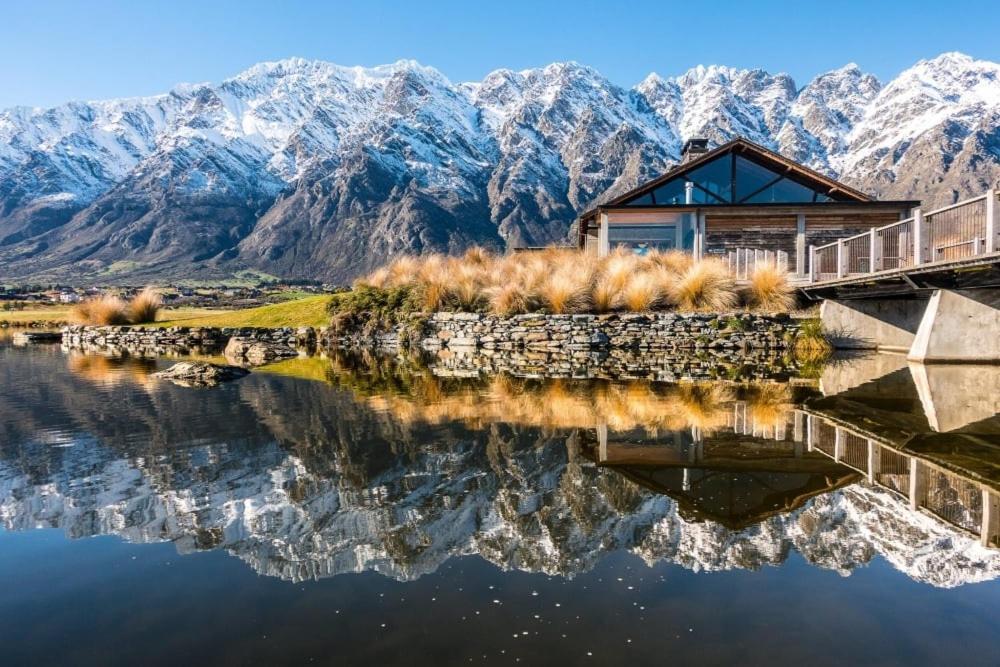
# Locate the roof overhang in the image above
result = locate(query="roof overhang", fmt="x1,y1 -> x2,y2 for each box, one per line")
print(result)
580,200 -> 920,225
577,137 -> 911,224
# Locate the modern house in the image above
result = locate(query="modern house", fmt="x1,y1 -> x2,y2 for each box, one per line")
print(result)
577,137 -> 919,277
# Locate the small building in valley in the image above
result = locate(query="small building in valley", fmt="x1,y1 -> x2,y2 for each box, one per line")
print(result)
577,137 -> 918,277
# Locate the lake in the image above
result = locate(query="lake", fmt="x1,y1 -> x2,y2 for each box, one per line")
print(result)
1,340 -> 998,665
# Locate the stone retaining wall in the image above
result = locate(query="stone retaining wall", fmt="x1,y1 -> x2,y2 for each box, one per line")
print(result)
429,347 -> 803,383
328,312 -> 801,355
61,325 -> 317,357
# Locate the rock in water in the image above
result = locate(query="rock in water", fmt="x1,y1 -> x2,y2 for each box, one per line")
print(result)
153,362 -> 250,387
224,337 -> 298,366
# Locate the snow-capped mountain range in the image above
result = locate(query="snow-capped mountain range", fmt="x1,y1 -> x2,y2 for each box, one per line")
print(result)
2,51 -> 999,283
2,408 -> 997,588
2,347 -> 997,589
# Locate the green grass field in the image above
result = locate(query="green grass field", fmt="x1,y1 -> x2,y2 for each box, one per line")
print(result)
154,295 -> 333,329
2,295 -> 333,329
0,305 -> 73,324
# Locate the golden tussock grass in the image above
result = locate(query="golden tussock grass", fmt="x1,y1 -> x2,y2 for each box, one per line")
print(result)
357,246 -> 795,316
336,365 -> 792,435
70,294 -> 130,326
744,264 -> 796,313
66,352 -> 158,389
127,287 -> 162,324
668,259 -> 738,312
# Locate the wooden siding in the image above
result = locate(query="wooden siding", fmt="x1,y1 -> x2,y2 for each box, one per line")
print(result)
606,210 -> 688,224
705,215 -> 798,264
704,211 -> 903,268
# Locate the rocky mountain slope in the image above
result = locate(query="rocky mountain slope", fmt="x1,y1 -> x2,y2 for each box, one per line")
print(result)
2,402 -> 997,588
1,52 -> 999,283
1,348 -> 996,588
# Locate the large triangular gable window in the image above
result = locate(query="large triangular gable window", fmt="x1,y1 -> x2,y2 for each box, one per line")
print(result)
625,151 -> 840,206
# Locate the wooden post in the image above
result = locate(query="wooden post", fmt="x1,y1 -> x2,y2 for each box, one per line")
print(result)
836,241 -> 846,279
796,213 -> 806,276
793,411 -> 804,442
867,440 -> 878,483
808,244 -> 816,282
597,422 -> 608,462
805,415 -> 814,452
986,189 -> 997,254
598,212 -> 610,257
834,427 -> 843,461
869,228 -> 879,273
909,458 -> 925,510
983,489 -> 999,547
696,212 -> 706,261
913,208 -> 925,265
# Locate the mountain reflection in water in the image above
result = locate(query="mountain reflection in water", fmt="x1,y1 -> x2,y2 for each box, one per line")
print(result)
1,344 -> 998,592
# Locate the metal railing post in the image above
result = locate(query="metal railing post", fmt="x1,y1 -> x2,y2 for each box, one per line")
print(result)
836,241 -> 846,278
912,207 -> 925,265
987,189 -> 997,254
869,228 -> 879,273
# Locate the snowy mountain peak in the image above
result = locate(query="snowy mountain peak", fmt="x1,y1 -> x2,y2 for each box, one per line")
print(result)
2,51 -> 1000,282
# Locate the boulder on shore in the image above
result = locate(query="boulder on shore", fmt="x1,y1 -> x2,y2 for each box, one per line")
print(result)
153,362 -> 250,387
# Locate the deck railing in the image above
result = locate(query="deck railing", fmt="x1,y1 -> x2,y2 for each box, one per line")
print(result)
726,248 -> 789,280
809,189 -> 1000,283
800,411 -> 1000,547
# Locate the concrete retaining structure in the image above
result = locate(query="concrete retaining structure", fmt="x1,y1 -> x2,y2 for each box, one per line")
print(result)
820,288 -> 1000,362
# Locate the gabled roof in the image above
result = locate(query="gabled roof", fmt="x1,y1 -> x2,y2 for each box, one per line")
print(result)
583,137 -> 875,219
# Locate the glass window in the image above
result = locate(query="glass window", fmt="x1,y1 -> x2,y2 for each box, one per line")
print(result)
684,154 -> 733,202
622,150 -> 843,206
743,177 -> 818,203
649,180 -> 687,205
734,155 -> 782,202
689,186 -> 724,204
608,224 -> 676,255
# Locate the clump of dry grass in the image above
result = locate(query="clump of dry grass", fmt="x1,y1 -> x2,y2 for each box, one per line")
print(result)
743,383 -> 793,430
621,272 -> 661,311
648,249 -> 694,276
536,249 -> 594,313
744,264 -> 796,312
668,259 -> 738,312
71,288 -> 163,325
354,245 -> 801,316
127,287 -> 162,324
592,250 -> 635,312
70,294 -> 130,326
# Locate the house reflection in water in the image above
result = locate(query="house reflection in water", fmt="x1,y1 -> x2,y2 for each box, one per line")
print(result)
584,381 -> 1000,546
584,404 -> 856,529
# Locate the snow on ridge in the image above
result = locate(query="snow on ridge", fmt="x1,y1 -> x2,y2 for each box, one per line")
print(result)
1,439 -> 998,588
2,50 -> 999,212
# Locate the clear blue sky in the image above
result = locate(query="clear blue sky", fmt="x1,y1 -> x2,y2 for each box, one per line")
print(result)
2,0 -> 999,108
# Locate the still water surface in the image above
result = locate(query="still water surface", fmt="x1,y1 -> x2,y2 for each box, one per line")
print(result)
1,341 -> 999,665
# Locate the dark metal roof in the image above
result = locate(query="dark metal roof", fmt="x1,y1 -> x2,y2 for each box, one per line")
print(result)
578,137 -> 899,221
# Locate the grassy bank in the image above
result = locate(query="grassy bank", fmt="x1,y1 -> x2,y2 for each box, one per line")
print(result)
154,295 -> 333,329
4,294 -> 333,329
1,305 -> 222,326
0,305 -> 72,324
